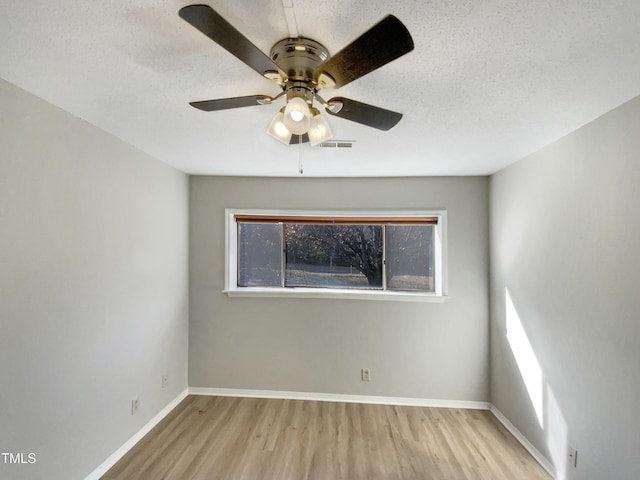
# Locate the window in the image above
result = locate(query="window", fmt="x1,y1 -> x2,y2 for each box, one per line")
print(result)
225,210 -> 447,301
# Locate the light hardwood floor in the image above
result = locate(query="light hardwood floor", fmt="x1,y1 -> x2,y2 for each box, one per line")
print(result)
102,395 -> 551,480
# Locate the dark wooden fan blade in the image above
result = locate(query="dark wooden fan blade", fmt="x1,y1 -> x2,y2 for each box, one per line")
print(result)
189,95 -> 272,111
314,15 -> 414,89
324,97 -> 403,130
179,4 -> 283,78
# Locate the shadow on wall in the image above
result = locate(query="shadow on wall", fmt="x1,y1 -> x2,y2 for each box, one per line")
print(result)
505,288 -> 571,480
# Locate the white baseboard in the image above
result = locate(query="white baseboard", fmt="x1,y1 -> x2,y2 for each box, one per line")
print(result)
489,405 -> 557,479
84,388 -> 189,480
189,386 -> 491,410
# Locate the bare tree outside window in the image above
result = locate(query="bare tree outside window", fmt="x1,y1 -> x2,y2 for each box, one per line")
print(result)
285,224 -> 383,289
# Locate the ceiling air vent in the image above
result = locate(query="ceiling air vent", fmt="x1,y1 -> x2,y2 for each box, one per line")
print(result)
320,140 -> 355,148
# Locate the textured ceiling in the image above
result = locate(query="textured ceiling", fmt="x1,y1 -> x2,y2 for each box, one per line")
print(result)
2,0 -> 640,177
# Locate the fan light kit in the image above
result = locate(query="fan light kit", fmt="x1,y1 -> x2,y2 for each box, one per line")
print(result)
179,4 -> 414,146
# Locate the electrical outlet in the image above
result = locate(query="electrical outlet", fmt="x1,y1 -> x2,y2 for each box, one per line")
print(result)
568,446 -> 578,468
361,368 -> 371,382
131,398 -> 140,415
162,374 -> 168,389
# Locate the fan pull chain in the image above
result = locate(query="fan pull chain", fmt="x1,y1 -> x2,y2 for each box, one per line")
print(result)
298,134 -> 304,175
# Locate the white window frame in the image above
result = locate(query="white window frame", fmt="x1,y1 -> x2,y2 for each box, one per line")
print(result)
224,209 -> 448,302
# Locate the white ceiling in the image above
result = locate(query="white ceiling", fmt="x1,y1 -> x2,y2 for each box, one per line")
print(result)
2,0 -> 640,177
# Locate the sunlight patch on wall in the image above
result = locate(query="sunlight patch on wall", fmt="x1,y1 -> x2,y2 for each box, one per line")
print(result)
505,288 -> 571,479
505,288 -> 544,426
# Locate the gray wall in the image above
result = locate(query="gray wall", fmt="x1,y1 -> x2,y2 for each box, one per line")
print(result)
0,79 -> 189,480
490,96 -> 640,479
189,176 -> 489,401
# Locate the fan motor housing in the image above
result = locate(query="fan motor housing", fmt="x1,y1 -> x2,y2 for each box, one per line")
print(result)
270,38 -> 329,84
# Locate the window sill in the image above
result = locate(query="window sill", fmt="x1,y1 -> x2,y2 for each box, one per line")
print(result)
223,287 -> 448,303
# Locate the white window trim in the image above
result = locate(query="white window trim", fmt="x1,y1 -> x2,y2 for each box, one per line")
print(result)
224,209 -> 448,302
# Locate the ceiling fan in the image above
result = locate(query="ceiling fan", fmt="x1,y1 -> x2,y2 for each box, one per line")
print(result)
179,4 -> 414,145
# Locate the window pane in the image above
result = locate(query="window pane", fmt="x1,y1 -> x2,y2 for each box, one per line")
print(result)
284,224 -> 383,289
386,225 -> 434,292
237,223 -> 282,287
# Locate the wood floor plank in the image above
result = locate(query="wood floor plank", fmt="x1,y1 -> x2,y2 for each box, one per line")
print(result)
101,395 -> 552,480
